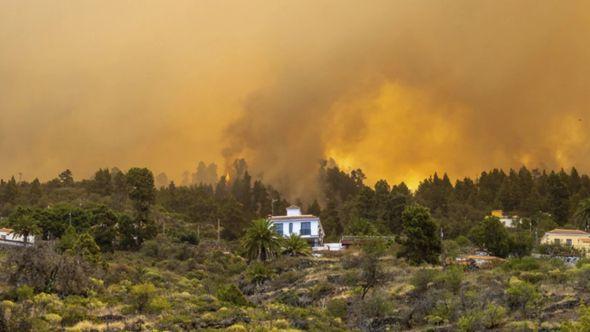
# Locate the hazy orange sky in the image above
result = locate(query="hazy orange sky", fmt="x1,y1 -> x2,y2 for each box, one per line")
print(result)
1,1 -> 590,195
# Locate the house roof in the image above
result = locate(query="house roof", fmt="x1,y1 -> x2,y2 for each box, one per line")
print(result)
580,238 -> 590,243
270,215 -> 318,221
0,228 -> 13,233
546,228 -> 590,235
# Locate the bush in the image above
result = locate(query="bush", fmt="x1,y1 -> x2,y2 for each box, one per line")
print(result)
457,311 -> 483,332
179,231 -> 200,245
482,303 -> 507,329
16,285 -> 34,301
548,268 -> 569,284
502,257 -> 541,272
130,282 -> 157,313
518,271 -> 545,284
326,298 -> 348,319
455,235 -> 471,248
309,281 -> 335,301
277,289 -> 301,307
576,264 -> 590,290
5,242 -> 94,296
217,284 -> 249,307
561,304 -> 590,331
411,269 -> 437,293
435,266 -> 463,294
505,278 -> 540,315
147,296 -> 171,313
357,293 -> 394,319
271,270 -> 303,289
245,261 -> 273,286
539,243 -> 583,257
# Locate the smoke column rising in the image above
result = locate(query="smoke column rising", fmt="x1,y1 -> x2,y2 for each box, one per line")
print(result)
224,1 -> 590,196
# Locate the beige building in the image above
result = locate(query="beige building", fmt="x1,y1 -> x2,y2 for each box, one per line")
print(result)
540,229 -> 590,252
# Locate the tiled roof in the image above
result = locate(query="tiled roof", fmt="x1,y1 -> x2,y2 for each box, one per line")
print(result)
546,228 -> 590,235
0,228 -> 13,233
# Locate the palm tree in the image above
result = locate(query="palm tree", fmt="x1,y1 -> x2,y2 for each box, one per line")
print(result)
9,212 -> 41,245
282,234 -> 311,256
241,219 -> 282,261
575,198 -> 590,231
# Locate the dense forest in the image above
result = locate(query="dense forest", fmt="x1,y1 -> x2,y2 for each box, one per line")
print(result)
1,161 -> 590,330
1,161 -> 587,244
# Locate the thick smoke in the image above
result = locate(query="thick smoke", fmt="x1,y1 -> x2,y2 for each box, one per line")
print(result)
1,1 -> 590,197
224,1 -> 590,196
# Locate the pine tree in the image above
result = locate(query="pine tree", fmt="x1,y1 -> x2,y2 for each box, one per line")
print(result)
547,171 -> 570,225
126,168 -> 156,246
397,204 -> 441,264
28,178 -> 42,205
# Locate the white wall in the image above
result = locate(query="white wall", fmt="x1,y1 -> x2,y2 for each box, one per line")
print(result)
0,231 -> 35,244
275,220 -> 320,237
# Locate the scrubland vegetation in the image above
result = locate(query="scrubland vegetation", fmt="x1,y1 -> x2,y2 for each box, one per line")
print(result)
1,161 -> 590,330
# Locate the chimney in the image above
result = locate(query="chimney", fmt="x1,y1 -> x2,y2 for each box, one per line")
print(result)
286,205 -> 302,216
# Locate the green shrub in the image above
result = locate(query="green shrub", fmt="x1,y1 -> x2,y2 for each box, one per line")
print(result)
482,303 -> 506,329
226,324 -> 248,332
518,271 -> 545,284
245,261 -> 273,286
506,278 -> 540,315
130,282 -> 157,313
277,289 -> 301,307
457,311 -> 483,332
455,235 -> 471,248
16,285 -> 34,301
548,268 -> 569,284
179,231 -> 199,245
502,257 -> 540,272
217,284 -> 249,307
425,314 -> 445,326
428,293 -> 458,322
271,270 -> 303,289
576,258 -> 590,268
326,298 -> 348,319
358,293 -> 394,319
561,304 -> 590,331
309,281 -> 335,301
411,268 -> 437,293
435,266 -> 463,294
147,296 -> 171,313
577,264 -> 590,290
61,297 -> 90,325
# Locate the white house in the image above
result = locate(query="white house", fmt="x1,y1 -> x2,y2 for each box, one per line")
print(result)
270,205 -> 324,247
491,210 -> 519,228
0,228 -> 35,246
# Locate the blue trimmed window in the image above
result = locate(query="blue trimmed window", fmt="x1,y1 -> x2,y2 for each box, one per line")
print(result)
300,222 -> 311,235
274,223 -> 283,236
